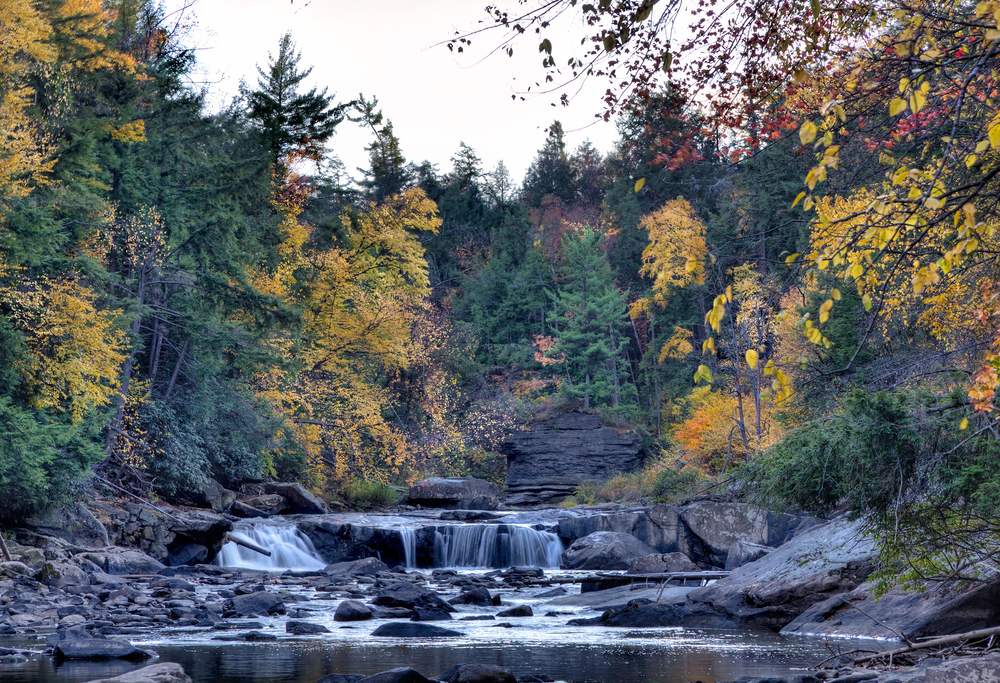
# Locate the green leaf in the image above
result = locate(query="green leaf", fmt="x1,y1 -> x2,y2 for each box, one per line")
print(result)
694,364 -> 713,384
810,0 -> 821,18
539,39 -> 552,54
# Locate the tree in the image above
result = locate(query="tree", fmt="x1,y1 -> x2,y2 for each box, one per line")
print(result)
450,141 -> 483,189
555,226 -> 628,411
245,32 -> 348,167
362,119 -> 410,202
521,121 -> 575,206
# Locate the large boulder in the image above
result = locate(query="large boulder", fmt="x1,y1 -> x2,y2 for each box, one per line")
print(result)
437,664 -> 517,683
370,623 -> 462,638
370,581 -> 455,613
77,549 -> 165,575
82,662 -> 192,683
679,500 -> 813,566
240,494 -> 288,516
356,669 -> 438,683
686,517 -> 876,630
561,531 -> 658,570
229,591 -> 285,616
264,482 -> 330,514
38,561 -> 89,588
783,575 -> 1000,640
193,479 -> 237,513
325,557 -> 389,576
724,541 -> 772,570
627,552 -> 700,574
167,510 -> 232,565
335,599 -> 374,622
407,477 -> 499,511
500,411 -> 641,505
54,637 -> 150,661
26,502 -> 109,549
299,520 -> 412,566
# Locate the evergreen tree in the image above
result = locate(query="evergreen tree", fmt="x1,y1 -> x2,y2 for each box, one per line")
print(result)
245,32 -> 348,166
521,121 -> 576,206
362,119 -> 411,201
554,227 -> 628,411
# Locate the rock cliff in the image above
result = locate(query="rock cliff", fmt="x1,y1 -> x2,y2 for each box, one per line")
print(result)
499,411 -> 641,505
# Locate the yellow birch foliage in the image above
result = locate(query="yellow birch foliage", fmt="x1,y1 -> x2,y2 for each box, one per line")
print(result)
631,198 -> 708,316
0,274 -> 126,420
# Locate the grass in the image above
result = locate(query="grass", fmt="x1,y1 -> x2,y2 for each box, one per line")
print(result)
563,452 -> 710,506
339,478 -> 401,510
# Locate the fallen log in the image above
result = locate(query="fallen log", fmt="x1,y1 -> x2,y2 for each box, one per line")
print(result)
223,533 -> 272,557
854,625 -> 1000,664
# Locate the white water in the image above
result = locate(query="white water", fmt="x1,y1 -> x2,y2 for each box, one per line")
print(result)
216,523 -> 327,571
399,527 -> 417,568
433,525 -> 562,568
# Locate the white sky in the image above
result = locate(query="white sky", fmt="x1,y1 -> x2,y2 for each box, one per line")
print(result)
168,0 -> 624,185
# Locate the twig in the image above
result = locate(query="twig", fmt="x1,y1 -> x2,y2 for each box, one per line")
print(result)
855,625 -> 1000,664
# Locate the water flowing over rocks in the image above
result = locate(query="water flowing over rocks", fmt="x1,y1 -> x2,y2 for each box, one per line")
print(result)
500,411 -> 642,505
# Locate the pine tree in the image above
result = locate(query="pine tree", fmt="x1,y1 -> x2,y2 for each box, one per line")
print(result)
554,227 -> 628,411
245,32 -> 348,166
521,121 -> 576,206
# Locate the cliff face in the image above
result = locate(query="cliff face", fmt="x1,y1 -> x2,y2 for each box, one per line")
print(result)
499,411 -> 642,505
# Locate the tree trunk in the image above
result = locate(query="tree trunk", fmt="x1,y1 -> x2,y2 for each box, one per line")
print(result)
584,370 -> 591,411
107,269 -> 147,455
0,532 -> 11,562
165,338 -> 188,400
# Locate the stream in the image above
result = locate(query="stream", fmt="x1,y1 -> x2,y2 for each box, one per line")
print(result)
1,514 -> 872,683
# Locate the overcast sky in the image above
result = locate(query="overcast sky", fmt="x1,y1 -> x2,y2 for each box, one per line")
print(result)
168,0 -> 623,185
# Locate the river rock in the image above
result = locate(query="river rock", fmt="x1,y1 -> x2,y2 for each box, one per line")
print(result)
500,411 -> 642,505
229,591 -> 285,616
26,502 -> 109,549
264,483 -> 330,514
782,573 -> 1000,640
335,600 -> 373,621
409,607 -> 453,621
167,543 -> 209,567
78,549 -> 165,575
725,541 -> 772,570
627,552 -> 699,574
286,620 -> 330,634
437,664 -> 517,683
407,477 -> 499,511
371,581 -> 455,612
924,652 -> 1000,682
300,520 -> 410,567
167,510 -> 232,565
449,587 -> 499,606
561,531 -> 657,570
230,500 -> 270,518
38,561 -> 90,588
55,637 -> 150,661
687,517 -> 876,630
325,558 -> 389,576
496,605 -> 532,617
82,662 -> 193,683
370,622 -> 462,637
241,494 -> 289,516
0,561 -> 32,578
357,668 -> 439,683
317,676 -> 365,683
679,500 -> 813,566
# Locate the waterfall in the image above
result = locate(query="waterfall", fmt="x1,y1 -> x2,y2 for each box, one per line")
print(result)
432,525 -> 562,569
216,523 -> 327,571
399,526 -> 417,569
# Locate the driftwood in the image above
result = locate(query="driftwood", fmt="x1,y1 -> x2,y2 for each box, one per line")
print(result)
524,571 -> 730,586
854,625 -> 1000,664
223,533 -> 272,557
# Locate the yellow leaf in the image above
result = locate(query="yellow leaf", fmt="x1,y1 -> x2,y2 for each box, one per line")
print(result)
967,154 -> 978,168
988,29 -> 1000,40
793,69 -> 808,84
851,263 -> 863,278
725,285 -> 733,303
745,349 -> 759,369
863,294 -> 872,311
819,299 -> 834,324
832,288 -> 841,300
925,197 -> 941,209
889,98 -> 907,116
694,364 -> 713,384
799,120 -> 818,145
990,124 -> 1000,149
977,140 -> 990,154
911,90 -> 926,113
792,191 -> 806,208
785,253 -> 799,266
634,177 -> 646,193
960,417 -> 969,430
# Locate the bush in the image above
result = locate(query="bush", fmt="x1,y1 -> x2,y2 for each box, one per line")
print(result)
340,478 -> 401,510
565,455 -> 707,506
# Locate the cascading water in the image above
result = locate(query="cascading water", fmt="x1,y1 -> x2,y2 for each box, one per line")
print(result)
432,525 -> 562,568
399,527 -> 417,569
216,522 -> 327,571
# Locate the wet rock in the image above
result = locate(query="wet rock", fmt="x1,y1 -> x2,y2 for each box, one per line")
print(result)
300,520 -> 410,567
167,544 -> 208,567
167,510 -> 232,565
264,483 -> 331,514
406,477 -> 498,511
924,653 -> 1000,682
316,676 -> 365,683
499,566 -> 544,580
80,662 -> 193,683
500,411 -> 641,505
496,605 -> 532,617
438,664 -> 517,683
335,600 -> 373,621
535,587 -> 566,598
26,502 -> 109,549
230,500 -> 270,518
370,581 -> 455,612
357,668 -> 438,683
725,541 -> 772,571
409,607 -> 453,621
325,558 -> 389,576
370,622 -> 462,638
286,620 -> 331,634
449,587 -> 499,606
561,531 -> 657,570
54,637 -> 151,661
459,615 -> 495,621
688,517 -> 876,631
627,552 -> 699,574
229,591 -> 285,616
600,601 -> 737,628
240,631 -> 277,641
38,561 -> 90,588
372,607 -> 414,619
548,583 -> 696,611
79,549 -> 166,575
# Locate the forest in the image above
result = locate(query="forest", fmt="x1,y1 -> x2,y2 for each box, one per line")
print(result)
2,0 -> 1000,591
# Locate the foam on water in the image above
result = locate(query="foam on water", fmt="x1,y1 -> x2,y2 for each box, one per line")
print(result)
216,522 -> 327,571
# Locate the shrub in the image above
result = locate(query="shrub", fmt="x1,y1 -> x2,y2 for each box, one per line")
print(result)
340,478 -> 401,510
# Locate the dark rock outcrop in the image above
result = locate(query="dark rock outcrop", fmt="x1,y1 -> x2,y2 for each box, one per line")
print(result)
627,552 -> 700,574
496,605 -> 532,617
370,581 -> 455,613
407,477 -> 499,511
725,540 -> 772,571
678,500 -> 813,567
264,483 -> 330,514
561,531 -> 657,570
500,411 -> 641,505
437,664 -> 517,683
193,479 -> 237,513
240,494 -> 289,516
449,587 -> 499,606
26,503 -> 109,549
54,637 -> 150,661
228,591 -> 285,616
325,557 -> 389,576
300,520 -> 410,566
